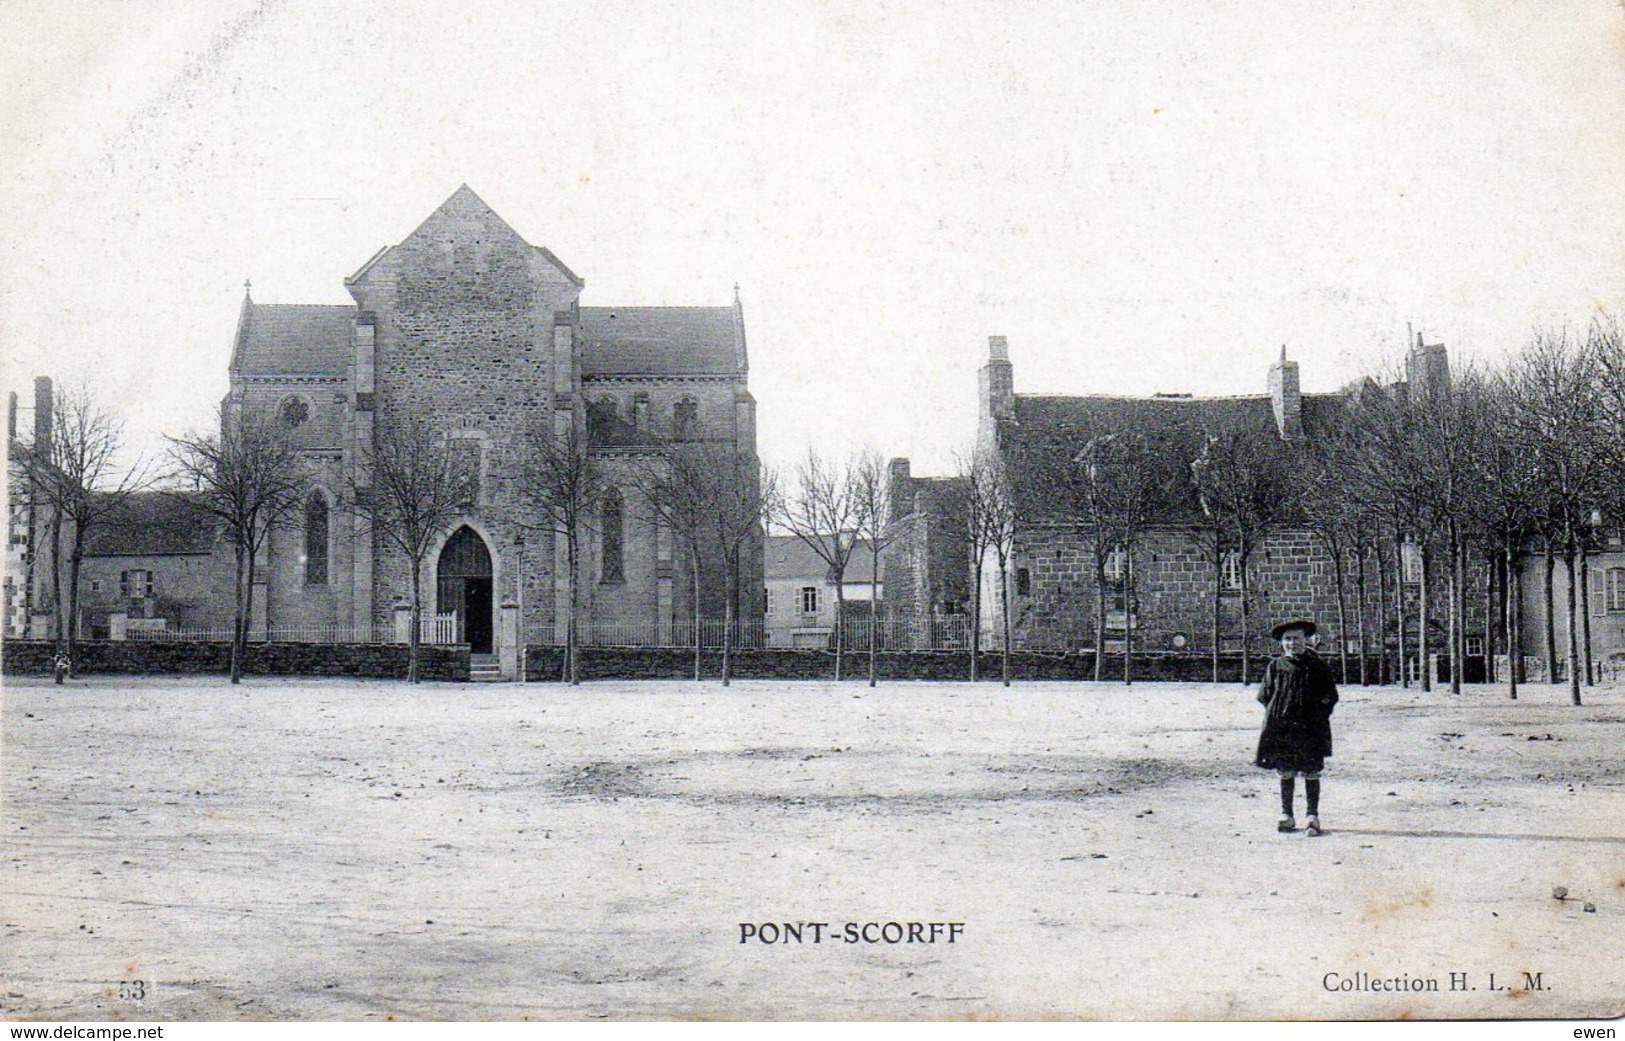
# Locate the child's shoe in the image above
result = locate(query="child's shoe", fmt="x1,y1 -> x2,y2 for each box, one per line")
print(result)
1305,815 -> 1322,836
1276,813 -> 1295,832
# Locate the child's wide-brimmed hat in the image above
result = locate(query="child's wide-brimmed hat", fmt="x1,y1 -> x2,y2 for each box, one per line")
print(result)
1270,619 -> 1317,640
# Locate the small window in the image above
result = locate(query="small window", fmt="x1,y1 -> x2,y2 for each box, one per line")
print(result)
1465,635 -> 1485,657
90,579 -> 102,594
280,397 -> 310,429
1221,550 -> 1242,591
1401,541 -> 1422,585
1606,568 -> 1625,614
1016,567 -> 1031,596
800,586 -> 820,615
1103,545 -> 1127,582
764,588 -> 774,616
120,570 -> 153,599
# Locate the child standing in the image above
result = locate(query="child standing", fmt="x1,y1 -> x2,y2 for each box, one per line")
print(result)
1254,619 -> 1339,835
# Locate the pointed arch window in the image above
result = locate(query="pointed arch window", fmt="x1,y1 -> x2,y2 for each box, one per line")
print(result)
673,398 -> 698,439
304,492 -> 329,585
588,397 -> 620,442
601,488 -> 625,584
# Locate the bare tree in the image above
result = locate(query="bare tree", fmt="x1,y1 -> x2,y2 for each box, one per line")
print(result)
1502,328 -> 1614,706
851,449 -> 901,687
638,439 -> 773,685
514,423 -> 606,686
777,449 -> 862,681
634,445 -> 711,681
958,445 -> 1015,683
1190,411 -> 1294,685
166,403 -> 306,684
705,450 -> 774,687
14,384 -> 149,669
350,413 -> 480,685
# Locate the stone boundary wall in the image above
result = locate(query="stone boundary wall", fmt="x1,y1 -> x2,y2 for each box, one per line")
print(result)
1,640 -> 470,682
524,647 -> 1402,684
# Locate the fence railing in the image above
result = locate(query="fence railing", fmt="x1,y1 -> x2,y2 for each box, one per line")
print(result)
125,615 -> 462,646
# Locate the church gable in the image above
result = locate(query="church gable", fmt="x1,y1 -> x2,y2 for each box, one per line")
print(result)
350,185 -> 583,314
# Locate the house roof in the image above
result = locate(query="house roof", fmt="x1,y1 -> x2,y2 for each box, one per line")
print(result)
579,306 -> 743,376
1003,391 -> 1344,522
81,492 -> 218,557
230,301 -> 356,376
766,534 -> 880,583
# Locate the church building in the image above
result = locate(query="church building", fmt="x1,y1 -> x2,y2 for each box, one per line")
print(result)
230,186 -> 762,657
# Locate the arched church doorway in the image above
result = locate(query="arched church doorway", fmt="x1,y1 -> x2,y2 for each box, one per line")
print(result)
437,526 -> 493,654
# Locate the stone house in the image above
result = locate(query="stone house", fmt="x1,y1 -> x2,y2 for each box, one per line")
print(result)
75,492 -> 231,637
229,185 -> 762,659
973,335 -> 1493,672
764,534 -> 880,648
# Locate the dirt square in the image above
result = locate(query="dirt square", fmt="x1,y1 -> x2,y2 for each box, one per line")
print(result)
2,673 -> 1620,1021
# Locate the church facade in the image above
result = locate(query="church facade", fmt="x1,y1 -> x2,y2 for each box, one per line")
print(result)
232,186 -> 762,654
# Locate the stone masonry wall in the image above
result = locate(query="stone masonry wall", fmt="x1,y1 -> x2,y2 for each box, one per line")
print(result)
2,640 -> 469,681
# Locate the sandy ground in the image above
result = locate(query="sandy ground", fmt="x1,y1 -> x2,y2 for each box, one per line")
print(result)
1,671 -> 1621,1022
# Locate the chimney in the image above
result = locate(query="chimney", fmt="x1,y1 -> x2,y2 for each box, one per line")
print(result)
978,335 -> 1015,436
888,457 -> 912,522
7,391 -> 16,442
1268,347 -> 1301,440
33,377 -> 53,447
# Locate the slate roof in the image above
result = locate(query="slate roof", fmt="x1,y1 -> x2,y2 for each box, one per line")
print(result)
230,301 -> 356,376
766,534 -> 880,584
81,492 -> 218,557
1003,391 -> 1345,523
579,307 -> 743,376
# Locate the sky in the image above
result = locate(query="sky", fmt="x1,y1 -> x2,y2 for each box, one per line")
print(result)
2,0 -> 1622,479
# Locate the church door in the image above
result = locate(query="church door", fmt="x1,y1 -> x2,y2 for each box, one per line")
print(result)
436,526 -> 494,654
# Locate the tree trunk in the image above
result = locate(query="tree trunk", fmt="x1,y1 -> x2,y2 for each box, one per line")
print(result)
1093,553 -> 1107,683
1332,538 -> 1349,684
1393,536 -> 1407,688
1504,541 -> 1519,699
1512,547 -> 1525,693
230,544 -> 246,685
1238,551 -> 1251,685
969,547 -> 983,683
1122,543 -> 1134,686
721,558 -> 734,687
408,556 -> 422,685
567,534 -> 580,686
999,555 -> 1011,688
1447,531 -> 1461,695
1211,535 -> 1222,685
49,503 -> 64,650
1484,550 -> 1497,684
242,538 -> 261,682
67,543 -> 84,676
1544,547 -> 1558,685
1579,544 -> 1594,687
868,546 -> 881,688
1355,543 -> 1370,686
833,579 -> 846,682
1564,536 -> 1581,706
1419,541 -> 1433,692
691,546 -> 703,682
1375,540 -> 1390,685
